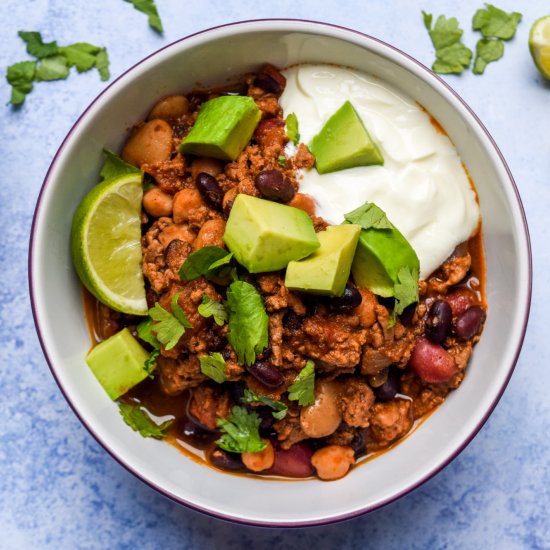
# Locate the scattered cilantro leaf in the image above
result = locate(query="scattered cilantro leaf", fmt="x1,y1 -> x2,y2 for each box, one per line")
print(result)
6,61 -> 36,105
423,11 -> 473,74
393,266 -> 419,318
95,48 -> 110,81
119,403 -> 173,438
143,348 -> 159,378
216,406 -> 267,454
241,389 -> 288,420
147,293 -> 192,350
226,280 -> 269,366
35,55 -> 69,82
199,353 -> 227,383
473,38 -> 505,74
198,295 -> 228,326
472,4 -> 522,40
179,246 -> 233,281
137,317 -> 161,348
17,31 -> 58,59
124,0 -> 164,33
285,112 -> 300,145
277,155 -> 286,166
100,149 -> 141,181
59,43 -> 99,72
344,202 -> 392,229
287,360 -> 315,406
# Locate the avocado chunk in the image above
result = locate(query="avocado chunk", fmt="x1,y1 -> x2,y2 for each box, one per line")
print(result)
85,328 -> 150,400
350,222 -> 420,298
179,96 -> 261,161
285,224 -> 361,296
309,100 -> 384,174
223,194 -> 320,273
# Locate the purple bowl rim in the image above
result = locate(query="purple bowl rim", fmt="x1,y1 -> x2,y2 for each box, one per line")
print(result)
28,17 -> 532,529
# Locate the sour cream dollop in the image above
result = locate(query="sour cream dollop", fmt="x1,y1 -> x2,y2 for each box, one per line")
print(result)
280,65 -> 480,279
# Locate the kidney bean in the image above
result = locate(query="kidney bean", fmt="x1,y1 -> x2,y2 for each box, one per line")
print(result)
195,172 -> 224,210
246,361 -> 284,388
255,170 -> 295,202
425,300 -> 452,344
210,448 -> 245,471
446,287 -> 477,318
267,443 -> 314,478
453,306 -> 486,340
409,337 -> 458,383
374,368 -> 400,401
328,286 -> 362,313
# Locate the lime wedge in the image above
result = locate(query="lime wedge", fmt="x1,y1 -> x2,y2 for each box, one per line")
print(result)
71,173 -> 147,315
529,15 -> 550,80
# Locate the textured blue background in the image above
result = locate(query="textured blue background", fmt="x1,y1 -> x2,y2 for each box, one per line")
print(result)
1,1 -> 549,548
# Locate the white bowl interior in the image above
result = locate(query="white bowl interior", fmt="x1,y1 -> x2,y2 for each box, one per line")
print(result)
30,21 -> 531,525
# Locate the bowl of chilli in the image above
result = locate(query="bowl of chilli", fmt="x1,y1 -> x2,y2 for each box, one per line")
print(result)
29,19 -> 532,526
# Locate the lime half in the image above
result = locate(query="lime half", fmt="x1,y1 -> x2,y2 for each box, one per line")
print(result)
529,15 -> 550,80
71,173 -> 147,315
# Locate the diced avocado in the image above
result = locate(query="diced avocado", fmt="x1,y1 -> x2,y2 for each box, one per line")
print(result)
85,328 -> 150,400
350,222 -> 420,298
223,194 -> 320,273
285,224 -> 361,296
309,101 -> 384,174
179,96 -> 261,161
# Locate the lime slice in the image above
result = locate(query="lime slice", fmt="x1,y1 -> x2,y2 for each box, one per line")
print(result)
529,15 -> 550,80
71,173 -> 147,315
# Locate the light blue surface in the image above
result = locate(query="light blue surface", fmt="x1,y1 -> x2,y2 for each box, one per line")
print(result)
1,0 -> 549,548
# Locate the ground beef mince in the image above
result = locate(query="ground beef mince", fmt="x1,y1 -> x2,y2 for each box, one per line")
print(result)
96,63 -> 486,482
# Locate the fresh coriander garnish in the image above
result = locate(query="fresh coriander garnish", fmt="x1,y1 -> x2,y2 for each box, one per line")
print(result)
241,389 -> 288,420
344,202 -> 392,230
226,280 -> 269,366
473,39 -> 505,75
285,112 -> 300,145
179,246 -> 234,281
287,360 -> 316,406
472,4 -> 522,40
277,155 -> 286,166
197,295 -> 228,326
422,12 -> 473,74
119,403 -> 173,439
136,317 -> 161,376
199,353 -> 227,383
392,266 -> 419,325
216,406 -> 267,454
147,292 -> 193,350
124,0 -> 164,33
6,61 -> 36,105
143,348 -> 159,378
18,31 -> 58,58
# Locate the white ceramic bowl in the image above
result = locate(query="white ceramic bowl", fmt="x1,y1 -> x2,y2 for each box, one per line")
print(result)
29,20 -> 531,526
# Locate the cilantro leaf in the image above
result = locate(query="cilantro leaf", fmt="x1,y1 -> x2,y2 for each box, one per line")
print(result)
473,39 -> 505,75
199,353 -> 227,383
35,55 -> 69,82
472,4 -> 522,40
344,202 -> 392,229
17,31 -> 58,58
216,406 -> 267,454
137,317 -> 161,348
95,48 -> 110,81
6,61 -> 36,105
285,112 -> 300,145
119,403 -> 173,439
124,0 -> 164,33
226,280 -> 269,366
179,246 -> 233,281
197,295 -> 228,326
393,266 -> 419,317
59,43 -> 110,80
147,293 -> 192,350
100,149 -> 141,181
143,348 -> 159,378
423,12 -> 473,74
277,155 -> 286,167
241,389 -> 288,420
287,360 -> 315,406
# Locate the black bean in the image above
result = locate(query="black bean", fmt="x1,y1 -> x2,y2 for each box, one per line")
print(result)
220,82 -> 248,96
210,449 -> 245,471
374,368 -> 400,401
256,406 -> 275,432
329,286 -> 362,313
350,430 -> 366,458
453,306 -> 486,340
146,288 -> 159,309
425,300 -> 452,344
196,172 -> 224,210
253,73 -> 281,94
246,360 -> 284,388
223,198 -> 234,217
399,302 -> 417,326
179,418 -> 217,446
255,170 -> 295,202
230,381 -> 246,404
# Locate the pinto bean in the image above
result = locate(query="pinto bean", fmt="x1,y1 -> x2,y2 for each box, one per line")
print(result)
142,186 -> 173,217
193,219 -> 226,250
147,95 -> 190,121
122,119 -> 173,167
242,440 -> 275,472
409,337 -> 458,383
190,157 -> 223,180
172,188 -> 204,224
300,379 -> 342,438
311,445 -> 355,481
